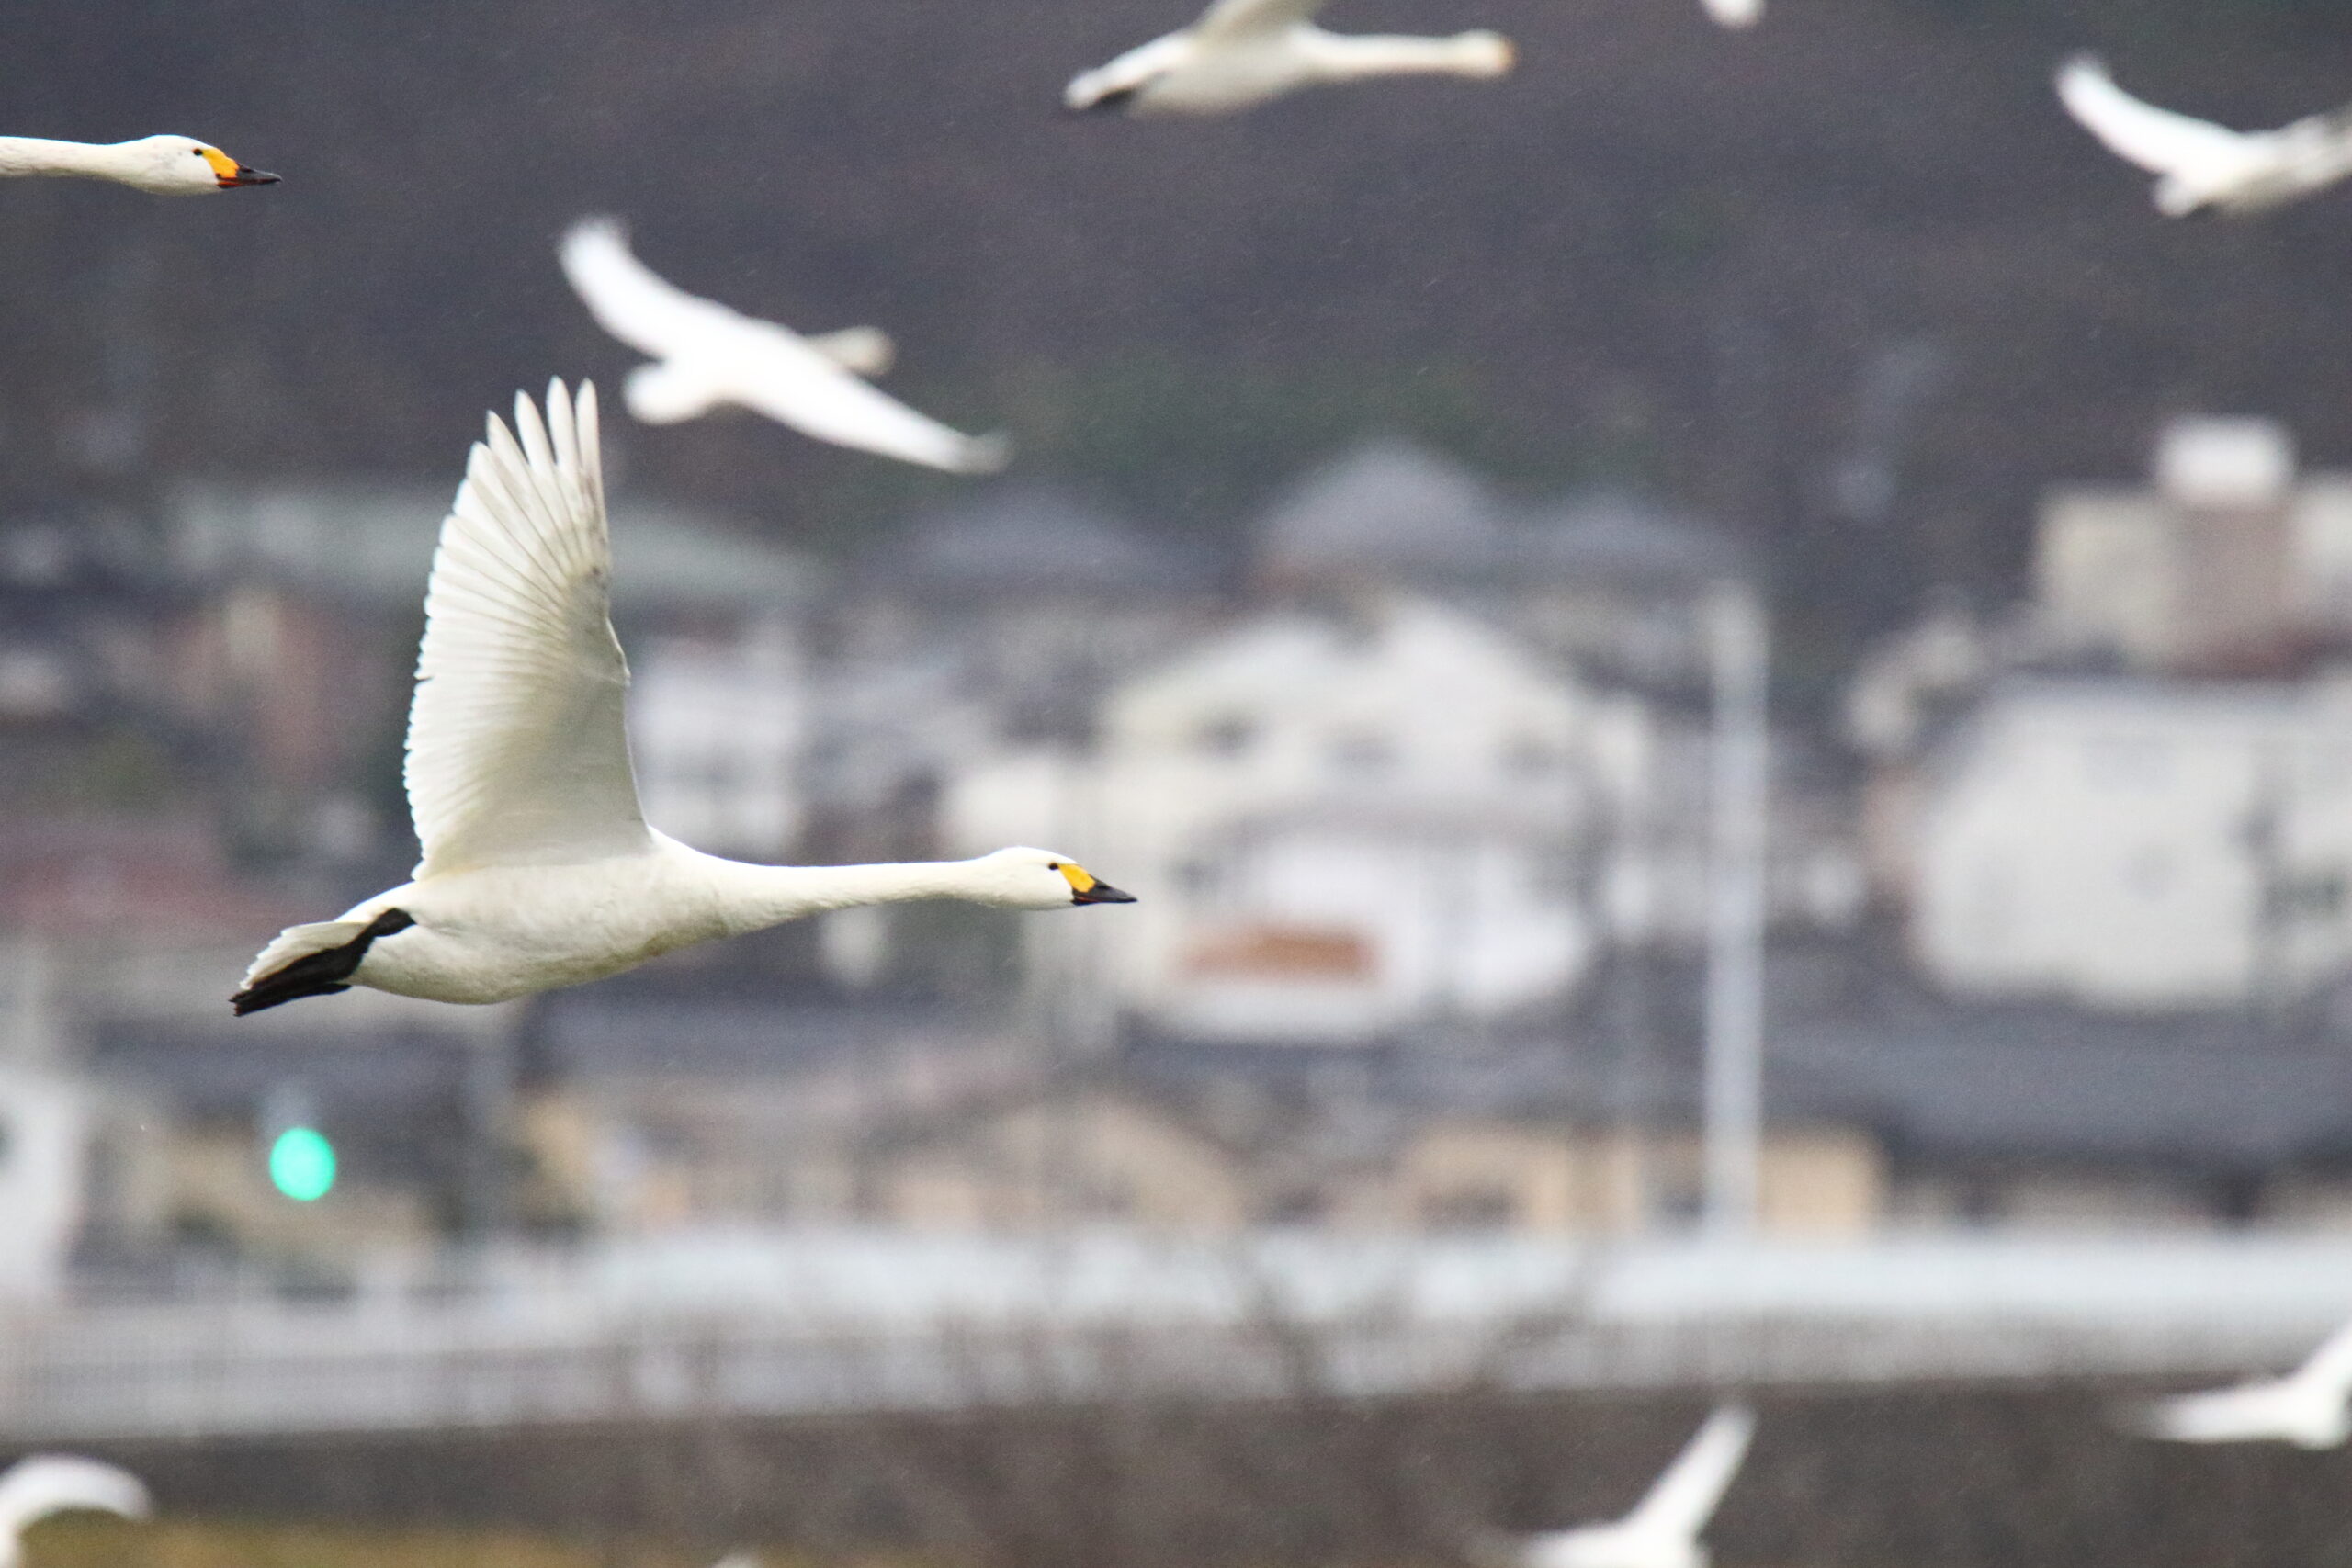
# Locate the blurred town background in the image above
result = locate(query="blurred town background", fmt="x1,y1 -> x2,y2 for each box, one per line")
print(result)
8,0 -> 2352,1564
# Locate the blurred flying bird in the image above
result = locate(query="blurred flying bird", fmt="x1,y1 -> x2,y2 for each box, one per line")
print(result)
1481,1405 -> 1756,1568
559,218 -> 1009,475
1701,0 -> 1761,30
232,382 -> 1130,1016
1064,0 -> 1514,116
0,1455 -> 151,1568
2055,55 -> 2352,216
2125,1318 -> 2352,1448
0,134 -> 276,194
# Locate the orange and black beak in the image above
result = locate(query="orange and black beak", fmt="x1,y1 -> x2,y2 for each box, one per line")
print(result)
201,147 -> 278,188
1058,863 -> 1137,906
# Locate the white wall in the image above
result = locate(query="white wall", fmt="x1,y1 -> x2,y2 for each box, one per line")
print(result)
1913,681 -> 2352,1009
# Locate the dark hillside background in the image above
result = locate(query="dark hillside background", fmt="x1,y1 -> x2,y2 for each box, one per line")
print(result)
6,0 -> 2352,683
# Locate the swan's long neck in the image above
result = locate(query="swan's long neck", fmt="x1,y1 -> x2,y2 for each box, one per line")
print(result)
0,136 -> 132,181
1300,30 -> 1513,83
701,854 -> 997,937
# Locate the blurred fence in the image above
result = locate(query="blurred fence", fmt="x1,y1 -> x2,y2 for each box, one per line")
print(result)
6,1230 -> 2348,1442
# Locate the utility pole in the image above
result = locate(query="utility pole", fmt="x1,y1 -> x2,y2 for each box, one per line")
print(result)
1703,583 -> 1768,1237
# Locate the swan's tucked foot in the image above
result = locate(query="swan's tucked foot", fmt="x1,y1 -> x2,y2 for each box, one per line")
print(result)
232,908 -> 416,1015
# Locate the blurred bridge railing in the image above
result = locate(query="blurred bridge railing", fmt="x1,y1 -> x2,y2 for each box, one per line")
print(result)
5,1229 -> 2346,1441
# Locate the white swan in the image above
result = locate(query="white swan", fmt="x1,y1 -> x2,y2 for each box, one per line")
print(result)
1492,1405 -> 1756,1568
0,1455 -> 151,1568
232,381 -> 1128,1015
2124,1317 -> 2352,1449
2056,55 -> 2352,217
0,135 -> 275,194
1064,0 -> 1514,116
559,218 -> 1009,475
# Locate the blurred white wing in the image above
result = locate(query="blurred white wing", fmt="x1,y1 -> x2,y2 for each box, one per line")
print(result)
560,217 -> 747,363
405,380 -> 651,878
1702,0 -> 1762,28
2293,1316 -> 2352,1393
726,355 -> 1010,475
2056,55 -> 2253,175
0,1455 -> 150,1541
1194,0 -> 1328,43
1621,1404 -> 1756,1539
2134,1386 -> 2276,1443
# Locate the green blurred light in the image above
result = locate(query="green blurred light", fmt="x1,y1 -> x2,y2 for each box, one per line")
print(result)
268,1125 -> 336,1201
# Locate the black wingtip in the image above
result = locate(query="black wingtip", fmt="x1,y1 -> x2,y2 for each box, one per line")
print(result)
230,908 -> 415,1018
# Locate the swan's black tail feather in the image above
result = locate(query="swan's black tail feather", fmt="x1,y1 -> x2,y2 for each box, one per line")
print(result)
231,908 -> 415,1016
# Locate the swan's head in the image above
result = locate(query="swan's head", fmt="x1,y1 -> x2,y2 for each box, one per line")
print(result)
129,136 -> 278,194
972,847 -> 1137,910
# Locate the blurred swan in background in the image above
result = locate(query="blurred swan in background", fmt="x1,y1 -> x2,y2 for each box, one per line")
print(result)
559,217 -> 1009,474
0,134 -> 275,193
2125,1317 -> 2352,1448
1487,1404 -> 1756,1568
0,1455 -> 151,1568
1064,0 -> 1514,116
2056,55 -> 2352,216
233,382 -> 1128,1016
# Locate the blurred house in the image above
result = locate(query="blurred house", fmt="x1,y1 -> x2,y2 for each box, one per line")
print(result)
946,597 -> 1658,1044
164,482 -> 819,864
2036,416 -> 2352,673
1904,678 -> 2352,1010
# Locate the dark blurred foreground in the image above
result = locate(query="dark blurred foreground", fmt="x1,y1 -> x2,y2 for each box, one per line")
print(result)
36,1377 -> 2352,1568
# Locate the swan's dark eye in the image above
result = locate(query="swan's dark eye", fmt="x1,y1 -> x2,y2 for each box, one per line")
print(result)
1047,862 -> 1061,871
192,149 -> 205,157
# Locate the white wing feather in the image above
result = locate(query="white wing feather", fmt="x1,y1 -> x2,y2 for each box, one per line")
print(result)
404,380 -> 651,878
1193,0 -> 1329,43
1621,1404 -> 1756,1539
2057,55 -> 2255,175
0,1455 -> 150,1544
560,218 -> 1008,476
2292,1315 -> 2352,1393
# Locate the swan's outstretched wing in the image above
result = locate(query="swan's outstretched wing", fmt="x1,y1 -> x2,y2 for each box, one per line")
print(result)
405,380 -> 651,878
560,218 -> 745,364
2132,1385 -> 2274,1442
0,1455 -> 151,1541
1621,1404 -> 1756,1539
726,353 -> 1011,475
1194,0 -> 1328,43
2057,56 -> 2252,175
2293,1315 -> 2352,1394
1702,0 -> 1762,28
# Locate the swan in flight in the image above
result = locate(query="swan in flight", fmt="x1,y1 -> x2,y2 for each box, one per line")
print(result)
558,218 -> 1008,475
0,1455 -> 151,1568
2056,55 -> 2352,216
0,134 -> 276,194
2124,1317 -> 2352,1448
1064,0 -> 1514,116
1489,1405 -> 1756,1568
233,382 -> 1128,1015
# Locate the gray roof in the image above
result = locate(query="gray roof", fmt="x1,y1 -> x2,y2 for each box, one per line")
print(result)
169,483 -> 820,614
1518,486 -> 1742,585
876,483 -> 1212,597
1256,439 -> 1510,581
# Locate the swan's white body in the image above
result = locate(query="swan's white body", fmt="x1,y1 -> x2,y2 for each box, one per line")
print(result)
2056,56 -> 2352,217
233,382 -> 1125,1015
1503,1405 -> 1755,1568
0,135 -> 275,194
0,1455 -> 151,1568
1064,0 -> 1513,116
2129,1319 -> 2352,1449
559,219 -> 1008,475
